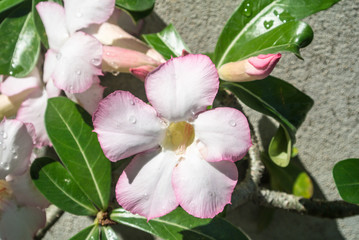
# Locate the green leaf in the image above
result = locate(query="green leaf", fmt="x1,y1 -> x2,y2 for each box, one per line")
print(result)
268,125 -> 292,167
31,157 -> 98,216
293,172 -> 313,199
69,225 -> 100,240
262,153 -> 313,198
45,97 -> 111,210
0,0 -> 25,14
111,207 -> 249,240
142,24 -> 190,60
115,0 -> 154,12
0,1 -> 40,77
32,0 -> 48,48
214,0 -> 340,66
115,0 -> 155,21
333,158 -> 359,204
101,226 -> 119,240
221,76 -> 313,143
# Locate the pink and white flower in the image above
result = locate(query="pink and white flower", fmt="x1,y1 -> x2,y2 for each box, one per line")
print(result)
93,54 -> 252,220
36,0 -> 115,93
0,119 -> 48,239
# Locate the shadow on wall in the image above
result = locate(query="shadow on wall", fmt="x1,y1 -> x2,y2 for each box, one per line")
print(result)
225,116 -> 344,240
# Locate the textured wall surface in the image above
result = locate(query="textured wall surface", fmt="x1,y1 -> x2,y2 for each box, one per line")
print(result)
43,0 -> 359,239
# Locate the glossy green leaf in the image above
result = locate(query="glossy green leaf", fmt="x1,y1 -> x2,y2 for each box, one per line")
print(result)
101,226 -> 119,240
111,207 -> 249,240
45,97 -> 111,210
0,0 -> 25,14
215,0 -> 340,66
262,153 -> 313,198
142,24 -> 190,60
32,0 -> 48,48
0,1 -> 40,77
69,225 -> 100,240
293,172 -> 313,199
31,157 -> 97,216
221,76 -> 313,143
333,158 -> 359,204
115,0 -> 154,12
268,125 -> 291,167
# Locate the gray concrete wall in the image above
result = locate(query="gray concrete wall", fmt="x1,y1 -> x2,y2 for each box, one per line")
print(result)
43,0 -> 359,239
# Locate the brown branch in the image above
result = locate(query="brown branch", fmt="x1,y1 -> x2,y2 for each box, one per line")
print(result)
254,188 -> 359,219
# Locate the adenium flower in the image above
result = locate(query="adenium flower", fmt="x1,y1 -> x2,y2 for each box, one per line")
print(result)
37,0 -> 115,93
218,53 -> 281,82
93,54 -> 252,220
0,119 -> 48,239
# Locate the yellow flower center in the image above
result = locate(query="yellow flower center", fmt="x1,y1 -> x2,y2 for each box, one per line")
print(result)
0,180 -> 12,210
162,121 -> 195,153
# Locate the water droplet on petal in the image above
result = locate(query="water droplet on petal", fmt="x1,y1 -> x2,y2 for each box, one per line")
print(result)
229,120 -> 237,127
13,154 -> 18,160
106,51 -> 110,56
0,141 -> 2,145
76,12 -> 82,18
208,192 -> 216,197
76,70 -> 81,75
3,132 -> 7,139
143,193 -> 149,200
11,148 -> 16,153
129,116 -> 136,124
91,58 -> 101,66
129,99 -> 135,105
56,53 -> 62,60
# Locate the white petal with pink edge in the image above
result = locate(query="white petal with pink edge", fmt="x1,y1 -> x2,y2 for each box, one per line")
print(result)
46,78 -> 61,98
64,0 -> 115,34
194,107 -> 252,162
145,54 -> 219,122
43,49 -> 57,84
65,76 -> 104,115
116,148 -> 179,220
17,89 -> 50,147
52,32 -> 103,93
0,202 -> 46,240
0,119 -> 33,179
172,145 -> 238,218
36,2 -> 69,50
8,171 -> 49,209
93,90 -> 165,161
0,67 -> 41,96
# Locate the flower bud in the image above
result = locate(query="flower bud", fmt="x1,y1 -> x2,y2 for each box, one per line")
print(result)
218,53 -> 281,82
102,46 -> 161,74
130,65 -> 157,82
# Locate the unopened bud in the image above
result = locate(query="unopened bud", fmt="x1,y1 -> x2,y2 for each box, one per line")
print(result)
102,46 -> 161,73
130,65 -> 157,82
218,53 -> 281,82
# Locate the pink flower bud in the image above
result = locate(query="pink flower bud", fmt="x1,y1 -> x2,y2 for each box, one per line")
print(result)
130,65 -> 157,82
218,53 -> 281,82
102,46 -> 161,74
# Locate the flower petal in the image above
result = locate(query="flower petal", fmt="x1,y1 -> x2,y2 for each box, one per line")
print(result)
43,49 -> 57,84
173,145 -> 238,218
17,89 -> 50,147
93,90 -> 165,161
145,54 -> 219,122
65,76 -> 104,115
45,78 -> 61,98
36,2 -> 69,50
52,32 -> 103,93
0,68 -> 41,96
194,107 -> 252,162
116,148 -> 179,220
0,119 -> 33,179
0,202 -> 46,240
64,0 -> 115,34
9,171 -> 49,208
